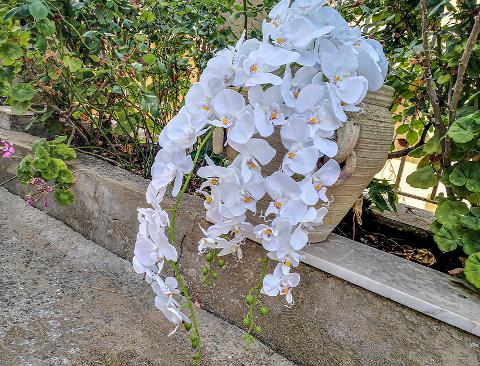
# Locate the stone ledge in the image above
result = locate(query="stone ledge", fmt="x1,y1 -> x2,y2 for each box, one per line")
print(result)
1,129 -> 479,366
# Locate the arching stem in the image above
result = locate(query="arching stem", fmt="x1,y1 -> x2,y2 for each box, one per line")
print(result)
167,127 -> 215,364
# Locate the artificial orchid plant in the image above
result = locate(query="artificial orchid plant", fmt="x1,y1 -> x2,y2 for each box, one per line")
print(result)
132,0 -> 387,362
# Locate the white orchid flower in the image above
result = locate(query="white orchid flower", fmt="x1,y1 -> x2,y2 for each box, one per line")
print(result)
262,263 -> 301,304
154,293 -> 190,330
151,147 -> 193,197
281,65 -> 323,109
355,38 -> 387,91
133,231 -> 177,275
282,142 -> 319,176
310,5 -> 349,31
248,85 -> 288,137
184,78 -> 224,120
229,138 -> 276,182
217,166 -> 266,216
254,224 -> 279,242
201,52 -> 236,87
268,248 -> 304,274
146,183 -> 167,212
217,235 -> 244,260
199,186 -> 225,224
212,89 -> 255,144
198,225 -> 228,253
197,163 -> 234,191
265,171 -> 317,225
320,44 -> 368,122
158,108 -> 208,149
301,159 -> 341,204
233,50 -> 283,87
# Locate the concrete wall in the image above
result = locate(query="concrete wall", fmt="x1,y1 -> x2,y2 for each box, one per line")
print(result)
1,129 -> 479,366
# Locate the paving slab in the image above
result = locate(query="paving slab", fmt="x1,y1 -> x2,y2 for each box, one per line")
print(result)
0,187 -> 296,366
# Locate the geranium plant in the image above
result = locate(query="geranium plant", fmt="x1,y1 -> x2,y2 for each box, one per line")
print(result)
132,0 -> 387,363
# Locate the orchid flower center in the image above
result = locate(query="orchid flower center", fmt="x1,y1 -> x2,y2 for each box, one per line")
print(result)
307,116 -> 318,125
221,115 -> 234,126
264,228 -> 272,237
249,64 -> 259,74
292,86 -> 301,99
314,183 -> 323,192
242,195 -> 253,204
287,151 -> 296,159
247,159 -> 258,170
354,41 -> 361,47
202,104 -> 210,111
334,75 -> 342,82
276,37 -> 286,45
210,178 -> 219,185
285,260 -> 291,267
282,287 -> 290,295
274,201 -> 283,208
205,195 -> 213,204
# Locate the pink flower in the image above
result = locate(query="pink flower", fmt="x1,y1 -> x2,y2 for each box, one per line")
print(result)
0,140 -> 15,159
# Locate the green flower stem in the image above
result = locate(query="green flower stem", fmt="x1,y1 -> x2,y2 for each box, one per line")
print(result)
0,175 -> 17,187
245,257 -> 270,338
167,127 -> 215,364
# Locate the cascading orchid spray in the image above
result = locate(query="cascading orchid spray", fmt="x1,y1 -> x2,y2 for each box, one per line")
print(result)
132,0 -> 386,363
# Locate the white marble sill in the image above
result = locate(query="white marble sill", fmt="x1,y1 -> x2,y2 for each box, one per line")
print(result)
300,234 -> 480,337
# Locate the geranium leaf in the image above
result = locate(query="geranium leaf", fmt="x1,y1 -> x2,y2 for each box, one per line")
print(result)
434,225 -> 463,252
464,253 -> 480,288
406,166 -> 439,189
462,231 -> 480,255
449,162 -> 480,192
435,200 -> 469,226
461,208 -> 480,230
10,83 -> 35,102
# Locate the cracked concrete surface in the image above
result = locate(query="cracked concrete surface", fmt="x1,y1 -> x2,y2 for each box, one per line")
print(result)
0,187 -> 296,366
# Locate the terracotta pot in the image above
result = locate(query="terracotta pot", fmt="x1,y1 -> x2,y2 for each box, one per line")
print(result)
217,85 -> 395,243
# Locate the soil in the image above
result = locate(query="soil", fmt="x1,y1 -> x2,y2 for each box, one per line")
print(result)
334,201 -> 466,275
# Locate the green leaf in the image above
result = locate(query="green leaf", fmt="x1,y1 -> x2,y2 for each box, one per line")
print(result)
63,55 -> 83,73
16,155 -> 33,183
56,168 -> 73,184
449,162 -> 480,192
464,253 -> 480,288
396,124 -> 409,134
461,208 -> 480,230
435,200 -> 469,226
406,166 -> 439,189
447,114 -> 480,143
0,43 -> 22,60
28,0 -> 49,21
437,74 -> 451,84
40,159 -> 60,181
36,19 -> 56,35
51,144 -> 76,160
9,83 -> 35,102
430,220 -> 442,234
405,129 -> 418,145
463,231 -> 480,255
55,189 -> 75,206
423,135 -> 441,154
11,100 -> 32,115
434,226 -> 463,252
143,53 -> 156,65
